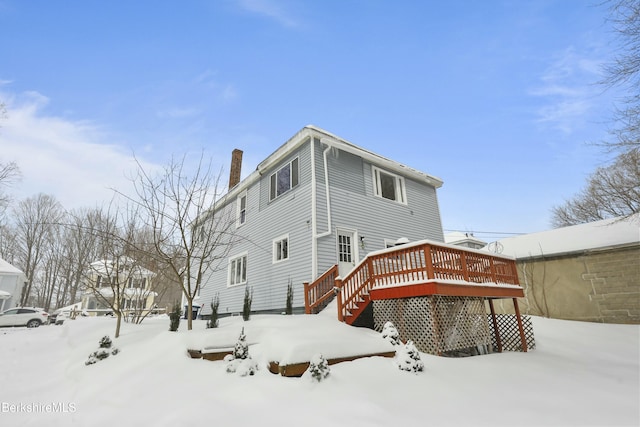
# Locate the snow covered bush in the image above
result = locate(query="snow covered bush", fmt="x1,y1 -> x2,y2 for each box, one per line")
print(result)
225,327 -> 258,376
85,336 -> 119,366
233,327 -> 249,359
395,340 -> 424,373
207,294 -> 220,329
304,354 -> 330,382
381,321 -> 401,346
99,335 -> 113,349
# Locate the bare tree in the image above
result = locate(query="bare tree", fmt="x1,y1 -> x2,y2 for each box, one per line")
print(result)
0,161 -> 21,214
600,0 -> 640,153
127,154 -> 235,330
13,194 -> 64,306
551,148 -> 640,226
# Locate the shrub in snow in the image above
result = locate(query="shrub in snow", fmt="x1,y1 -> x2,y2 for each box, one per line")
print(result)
242,286 -> 253,321
225,328 -> 258,376
285,280 -> 293,315
226,357 -> 259,376
85,336 -> 119,366
233,327 -> 249,359
304,354 -> 330,382
395,340 -> 424,373
207,294 -> 220,329
169,300 -> 181,332
381,321 -> 401,346
99,335 -> 113,349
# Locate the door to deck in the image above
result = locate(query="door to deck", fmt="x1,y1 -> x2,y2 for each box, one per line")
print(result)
337,228 -> 357,277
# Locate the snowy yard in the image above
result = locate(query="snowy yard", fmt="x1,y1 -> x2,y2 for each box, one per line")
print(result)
0,310 -> 638,427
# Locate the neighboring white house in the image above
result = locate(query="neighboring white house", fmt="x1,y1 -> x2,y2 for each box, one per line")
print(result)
0,257 -> 25,312
444,231 -> 487,250
81,257 -> 157,316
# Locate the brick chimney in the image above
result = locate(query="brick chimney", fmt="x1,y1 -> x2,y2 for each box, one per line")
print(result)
229,149 -> 243,190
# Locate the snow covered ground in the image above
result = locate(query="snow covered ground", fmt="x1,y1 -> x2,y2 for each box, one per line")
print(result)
0,310 -> 638,426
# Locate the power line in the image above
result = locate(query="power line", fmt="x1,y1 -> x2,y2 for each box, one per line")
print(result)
443,229 -> 526,236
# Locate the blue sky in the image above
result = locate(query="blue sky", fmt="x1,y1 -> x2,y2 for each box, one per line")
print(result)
0,0 -> 619,242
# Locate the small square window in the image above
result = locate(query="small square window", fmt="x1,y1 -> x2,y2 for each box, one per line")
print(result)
273,235 -> 289,263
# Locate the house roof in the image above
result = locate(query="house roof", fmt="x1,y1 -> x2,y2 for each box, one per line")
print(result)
0,258 -> 23,275
89,258 -> 155,277
215,125 -> 443,210
444,231 -> 487,247
485,214 -> 640,259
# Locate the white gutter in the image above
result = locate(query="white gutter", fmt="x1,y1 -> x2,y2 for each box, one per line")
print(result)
311,141 -> 334,279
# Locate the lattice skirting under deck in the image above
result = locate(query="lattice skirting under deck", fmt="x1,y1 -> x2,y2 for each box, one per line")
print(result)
373,296 -> 534,356
488,313 -> 536,352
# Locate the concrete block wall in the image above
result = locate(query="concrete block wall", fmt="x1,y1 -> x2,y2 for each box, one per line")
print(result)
490,245 -> 639,324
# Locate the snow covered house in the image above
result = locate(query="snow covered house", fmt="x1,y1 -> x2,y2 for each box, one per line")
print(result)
444,231 -> 487,249
81,258 -> 157,317
486,215 -> 640,324
198,125 -> 445,316
198,126 -> 532,356
0,257 -> 25,312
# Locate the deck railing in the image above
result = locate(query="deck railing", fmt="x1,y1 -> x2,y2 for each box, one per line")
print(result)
335,241 -> 520,322
304,264 -> 339,314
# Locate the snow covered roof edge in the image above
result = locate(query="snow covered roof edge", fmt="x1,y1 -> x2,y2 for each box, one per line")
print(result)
486,214 -> 640,259
0,257 -> 23,275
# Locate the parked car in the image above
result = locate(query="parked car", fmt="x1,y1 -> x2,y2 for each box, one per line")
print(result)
50,310 -> 68,325
0,307 -> 49,328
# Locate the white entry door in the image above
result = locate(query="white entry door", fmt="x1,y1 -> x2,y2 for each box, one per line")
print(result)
337,229 -> 357,277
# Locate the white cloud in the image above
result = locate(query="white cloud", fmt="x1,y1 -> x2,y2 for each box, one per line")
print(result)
236,0 -> 300,28
530,47 -> 604,134
0,91 -> 159,211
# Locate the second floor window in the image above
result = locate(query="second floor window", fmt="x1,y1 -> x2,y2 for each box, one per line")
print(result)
270,158 -> 299,201
237,192 -> 247,226
372,166 -> 406,204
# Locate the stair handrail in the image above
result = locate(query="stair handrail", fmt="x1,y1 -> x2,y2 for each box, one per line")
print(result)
304,264 -> 339,314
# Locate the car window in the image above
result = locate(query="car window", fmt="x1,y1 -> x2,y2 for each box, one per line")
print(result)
1,309 -> 20,315
18,309 -> 35,314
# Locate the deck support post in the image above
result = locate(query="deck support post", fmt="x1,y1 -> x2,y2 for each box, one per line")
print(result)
512,298 -> 528,352
303,282 -> 310,314
335,277 -> 344,322
488,299 -> 502,353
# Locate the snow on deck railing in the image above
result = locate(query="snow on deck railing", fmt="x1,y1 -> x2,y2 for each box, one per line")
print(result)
335,241 -> 521,322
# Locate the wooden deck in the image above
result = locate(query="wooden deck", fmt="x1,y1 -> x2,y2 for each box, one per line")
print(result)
304,240 -> 530,354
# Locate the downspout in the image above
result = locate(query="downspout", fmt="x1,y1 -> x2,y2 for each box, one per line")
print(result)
311,136 -> 318,279
311,139 -> 333,279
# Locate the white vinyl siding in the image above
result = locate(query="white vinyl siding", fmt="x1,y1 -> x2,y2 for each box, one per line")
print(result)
269,158 -> 299,201
273,234 -> 289,263
228,252 -> 248,287
372,166 -> 406,204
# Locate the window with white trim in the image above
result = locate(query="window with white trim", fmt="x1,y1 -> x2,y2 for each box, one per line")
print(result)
372,166 -> 406,204
237,191 -> 247,227
228,252 -> 248,286
273,234 -> 289,263
269,158 -> 299,201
